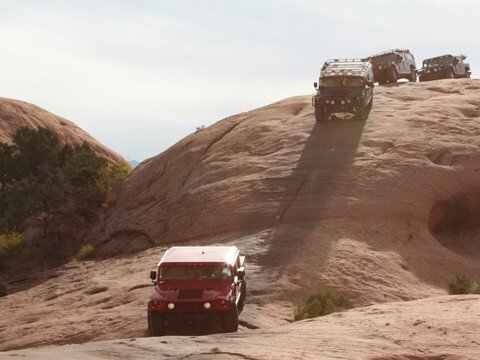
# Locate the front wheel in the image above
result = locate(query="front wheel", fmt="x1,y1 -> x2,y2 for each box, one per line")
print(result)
315,106 -> 325,122
465,70 -> 471,79
409,69 -> 416,82
356,104 -> 367,121
148,312 -> 165,336
224,303 -> 239,332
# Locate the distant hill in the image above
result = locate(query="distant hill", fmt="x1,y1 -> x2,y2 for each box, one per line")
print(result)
0,97 -> 125,164
129,160 -> 140,168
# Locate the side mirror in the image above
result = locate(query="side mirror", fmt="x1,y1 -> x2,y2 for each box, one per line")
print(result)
237,267 -> 245,280
149,270 -> 157,281
396,55 -> 402,62
313,82 -> 318,89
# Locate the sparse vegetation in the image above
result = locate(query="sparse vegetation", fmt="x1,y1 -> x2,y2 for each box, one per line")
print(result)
0,127 -> 130,275
76,244 -> 95,260
447,275 -> 480,295
195,125 -> 205,132
294,292 -> 353,321
0,233 -> 32,273
0,127 -> 130,234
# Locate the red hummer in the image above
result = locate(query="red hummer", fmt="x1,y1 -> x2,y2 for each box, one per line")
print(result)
147,246 -> 246,336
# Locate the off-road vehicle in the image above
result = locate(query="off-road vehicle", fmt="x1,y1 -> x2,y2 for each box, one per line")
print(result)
365,49 -> 417,84
147,246 -> 246,336
418,54 -> 471,82
312,59 -> 374,122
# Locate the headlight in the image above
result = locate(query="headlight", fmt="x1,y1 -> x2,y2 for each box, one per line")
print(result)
433,68 -> 437,72
341,100 -> 345,105
167,302 -> 175,310
204,302 -> 212,309
379,65 -> 382,69
331,100 -> 335,105
347,99 -> 351,104
325,100 -> 329,104
427,70 -> 431,73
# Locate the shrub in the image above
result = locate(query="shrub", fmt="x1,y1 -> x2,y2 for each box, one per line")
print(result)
294,292 -> 353,321
76,244 -> 95,260
0,233 -> 30,272
447,275 -> 480,295
0,276 -> 7,297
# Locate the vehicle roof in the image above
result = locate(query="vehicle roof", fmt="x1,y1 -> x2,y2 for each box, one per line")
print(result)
158,246 -> 239,265
368,49 -> 411,58
423,54 -> 461,61
321,59 -> 371,77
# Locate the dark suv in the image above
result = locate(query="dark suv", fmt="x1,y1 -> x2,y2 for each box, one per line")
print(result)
365,49 -> 417,84
418,55 -> 471,82
312,59 -> 374,122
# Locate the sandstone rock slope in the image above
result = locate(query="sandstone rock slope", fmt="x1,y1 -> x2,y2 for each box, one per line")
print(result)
90,79 -> 480,305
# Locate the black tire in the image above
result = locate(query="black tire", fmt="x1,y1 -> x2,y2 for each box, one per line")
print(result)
378,78 -> 387,85
465,69 -> 470,79
148,312 -> 165,336
356,103 -> 367,121
447,67 -> 455,79
314,106 -> 325,122
224,303 -> 239,332
238,281 -> 247,313
409,68 -> 416,82
387,67 -> 397,84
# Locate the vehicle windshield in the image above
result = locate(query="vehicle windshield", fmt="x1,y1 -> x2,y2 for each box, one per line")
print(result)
160,265 -> 194,280
370,53 -> 395,64
321,76 -> 364,87
159,264 -> 232,280
198,265 -> 232,280
424,56 -> 452,67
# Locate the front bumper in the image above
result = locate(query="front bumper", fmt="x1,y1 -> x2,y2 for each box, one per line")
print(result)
313,95 -> 363,112
419,66 -> 447,80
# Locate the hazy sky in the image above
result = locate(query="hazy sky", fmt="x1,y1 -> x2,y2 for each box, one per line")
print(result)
1,1 -> 479,161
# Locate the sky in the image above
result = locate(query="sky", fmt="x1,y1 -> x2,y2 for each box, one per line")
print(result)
1,0 -> 479,161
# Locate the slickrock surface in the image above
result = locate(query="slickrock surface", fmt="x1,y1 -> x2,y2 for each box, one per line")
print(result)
1,80 -> 479,354
2,295 -> 479,360
0,97 -> 124,164
90,79 -> 480,304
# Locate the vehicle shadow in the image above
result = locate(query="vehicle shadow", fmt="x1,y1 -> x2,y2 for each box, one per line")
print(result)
258,114 -> 367,275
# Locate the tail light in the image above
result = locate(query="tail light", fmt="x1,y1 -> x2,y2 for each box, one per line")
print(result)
149,299 -> 166,311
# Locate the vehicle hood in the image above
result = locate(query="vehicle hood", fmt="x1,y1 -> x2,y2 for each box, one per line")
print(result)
320,88 -> 364,97
151,280 -> 232,301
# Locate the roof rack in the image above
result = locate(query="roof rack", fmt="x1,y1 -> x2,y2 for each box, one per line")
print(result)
367,49 -> 410,58
321,59 -> 371,77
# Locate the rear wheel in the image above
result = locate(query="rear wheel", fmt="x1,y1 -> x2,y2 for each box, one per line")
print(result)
238,281 -> 247,313
378,78 -> 387,85
224,303 -> 239,332
387,67 -> 397,83
148,312 -> 165,336
447,67 -> 455,79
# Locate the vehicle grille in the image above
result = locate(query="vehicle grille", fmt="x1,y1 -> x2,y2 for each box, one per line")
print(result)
175,302 -> 204,312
